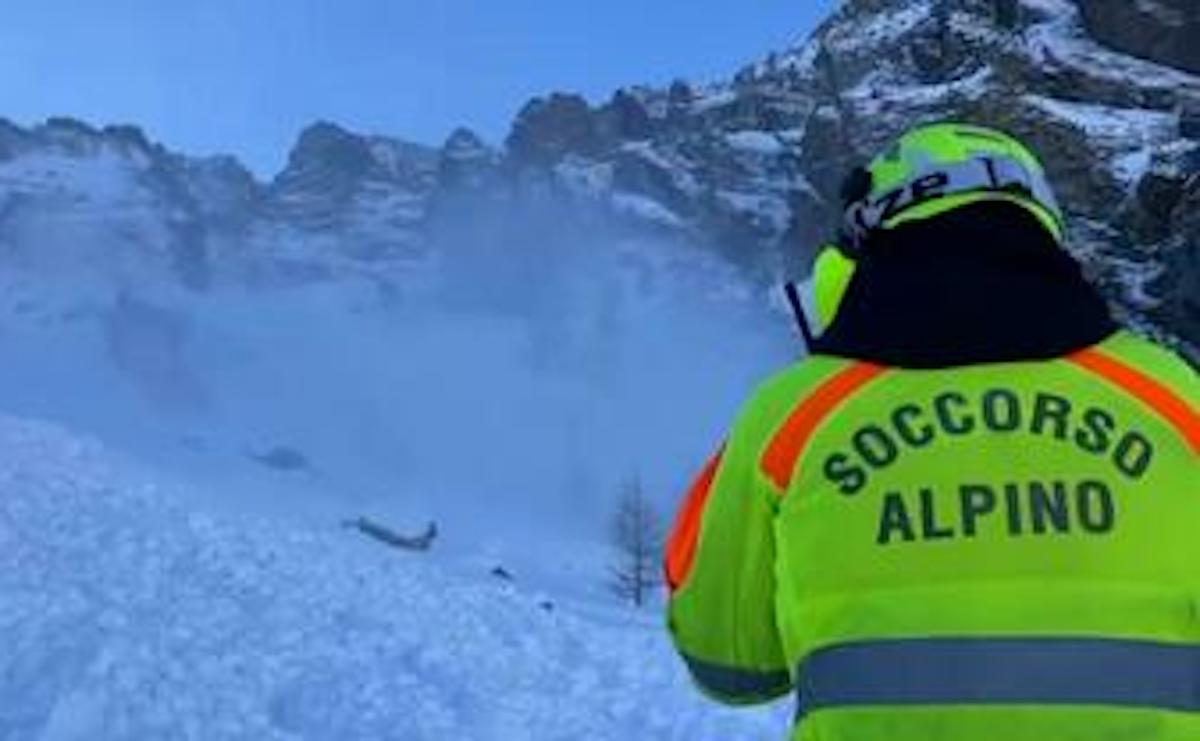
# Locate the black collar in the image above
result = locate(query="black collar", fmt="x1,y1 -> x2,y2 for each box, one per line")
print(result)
811,202 -> 1119,369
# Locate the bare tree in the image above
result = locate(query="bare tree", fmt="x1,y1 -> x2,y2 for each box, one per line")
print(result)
608,475 -> 664,607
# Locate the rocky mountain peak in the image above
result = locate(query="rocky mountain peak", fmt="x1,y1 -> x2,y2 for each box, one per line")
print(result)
443,127 -> 491,161
438,127 -> 498,190
507,93 -> 602,167
268,121 -> 438,242
100,123 -> 155,154
36,116 -> 107,156
595,89 -> 656,144
275,120 -> 436,189
1,117 -> 163,165
275,121 -> 378,193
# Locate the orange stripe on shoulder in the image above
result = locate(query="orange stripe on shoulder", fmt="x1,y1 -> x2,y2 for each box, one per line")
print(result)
761,362 -> 888,492
665,447 -> 724,593
1067,348 -> 1200,455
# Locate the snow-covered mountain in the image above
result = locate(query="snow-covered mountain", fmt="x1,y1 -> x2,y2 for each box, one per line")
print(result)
496,0 -> 1200,358
3,0 -> 1197,362
0,117 -> 441,289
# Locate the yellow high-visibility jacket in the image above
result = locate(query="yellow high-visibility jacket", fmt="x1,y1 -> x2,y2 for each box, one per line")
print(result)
665,330 -> 1199,740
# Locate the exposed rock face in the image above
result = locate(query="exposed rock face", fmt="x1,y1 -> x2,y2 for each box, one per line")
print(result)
270,122 -> 381,225
1076,0 -> 1200,75
438,128 -> 499,191
478,0 -> 1200,358
507,94 -> 601,166
264,121 -> 438,265
1160,173 -> 1200,347
1,0 -> 1197,360
270,122 -> 436,225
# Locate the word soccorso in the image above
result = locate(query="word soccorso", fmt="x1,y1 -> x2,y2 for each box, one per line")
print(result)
821,388 -> 1154,546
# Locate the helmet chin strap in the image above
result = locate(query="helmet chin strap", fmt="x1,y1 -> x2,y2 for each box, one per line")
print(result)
784,281 -> 815,353
841,153 -> 1063,256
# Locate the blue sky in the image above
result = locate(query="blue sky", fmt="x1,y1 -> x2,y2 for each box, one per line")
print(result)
2,1 -> 836,177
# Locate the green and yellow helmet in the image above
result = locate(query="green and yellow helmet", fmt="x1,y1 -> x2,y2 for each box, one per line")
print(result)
842,122 -> 1065,252
811,123 -> 1066,334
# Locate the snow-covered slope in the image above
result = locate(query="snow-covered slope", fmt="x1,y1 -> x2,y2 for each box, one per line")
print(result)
0,415 -> 790,740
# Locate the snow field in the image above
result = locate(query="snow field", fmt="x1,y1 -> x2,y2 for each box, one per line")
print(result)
0,416 -> 790,740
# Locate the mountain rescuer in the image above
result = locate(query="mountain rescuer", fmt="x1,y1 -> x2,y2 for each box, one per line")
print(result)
664,123 -> 1199,739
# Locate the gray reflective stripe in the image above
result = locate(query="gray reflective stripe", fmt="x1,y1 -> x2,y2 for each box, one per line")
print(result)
682,653 -> 792,700
796,637 -> 1200,719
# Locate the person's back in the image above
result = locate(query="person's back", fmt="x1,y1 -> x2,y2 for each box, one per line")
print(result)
664,124 -> 1200,740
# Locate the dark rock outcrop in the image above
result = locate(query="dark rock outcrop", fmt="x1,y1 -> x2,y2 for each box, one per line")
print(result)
507,94 -> 601,167
1076,0 -> 1200,75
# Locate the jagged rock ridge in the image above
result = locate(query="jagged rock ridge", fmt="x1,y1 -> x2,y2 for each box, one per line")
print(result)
0,0 -> 1196,359
493,0 -> 1200,358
